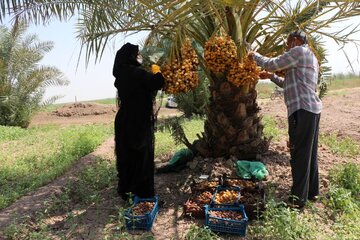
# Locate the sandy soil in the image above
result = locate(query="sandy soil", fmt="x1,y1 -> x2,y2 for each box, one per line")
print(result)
30,103 -> 180,127
1,88 -> 359,239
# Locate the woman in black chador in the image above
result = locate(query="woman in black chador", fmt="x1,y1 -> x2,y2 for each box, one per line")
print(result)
113,43 -> 164,200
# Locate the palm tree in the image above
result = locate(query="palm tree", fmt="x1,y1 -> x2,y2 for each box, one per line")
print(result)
0,19 -> 68,127
1,0 -> 359,155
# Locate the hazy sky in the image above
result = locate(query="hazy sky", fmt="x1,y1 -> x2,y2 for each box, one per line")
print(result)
5,17 -> 360,103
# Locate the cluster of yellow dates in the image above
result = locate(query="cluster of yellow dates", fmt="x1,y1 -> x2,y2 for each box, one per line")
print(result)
193,191 -> 213,205
204,36 -> 237,73
225,179 -> 256,189
132,202 -> 155,216
162,39 -> 199,94
214,189 -> 239,204
204,35 -> 260,87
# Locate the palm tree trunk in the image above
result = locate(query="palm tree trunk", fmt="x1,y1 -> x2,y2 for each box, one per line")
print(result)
194,73 -> 270,159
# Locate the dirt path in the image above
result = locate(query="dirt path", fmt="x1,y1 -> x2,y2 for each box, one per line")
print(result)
259,87 -> 360,143
1,88 -> 359,239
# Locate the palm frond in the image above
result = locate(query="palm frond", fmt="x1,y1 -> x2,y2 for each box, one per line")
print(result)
41,94 -> 65,107
0,20 -> 68,126
22,66 -> 68,91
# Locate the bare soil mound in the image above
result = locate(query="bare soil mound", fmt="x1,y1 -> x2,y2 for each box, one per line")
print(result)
30,103 -> 181,127
52,102 -> 117,117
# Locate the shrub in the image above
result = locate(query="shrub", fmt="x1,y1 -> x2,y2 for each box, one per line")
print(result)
250,199 -> 317,240
175,71 -> 209,118
326,187 -> 358,214
184,225 -> 219,240
320,134 -> 359,158
329,163 -> 360,197
0,22 -> 68,127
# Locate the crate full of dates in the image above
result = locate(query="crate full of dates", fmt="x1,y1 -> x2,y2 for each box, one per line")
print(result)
205,204 -> 248,236
191,179 -> 219,193
184,191 -> 213,219
125,196 -> 159,231
221,176 -> 258,191
211,186 -> 241,208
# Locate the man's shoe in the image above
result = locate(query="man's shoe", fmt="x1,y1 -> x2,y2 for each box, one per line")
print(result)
287,196 -> 305,209
286,201 -> 305,210
308,196 -> 319,202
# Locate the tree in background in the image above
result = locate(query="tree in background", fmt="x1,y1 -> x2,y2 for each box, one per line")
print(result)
1,1 -> 359,157
0,20 -> 68,127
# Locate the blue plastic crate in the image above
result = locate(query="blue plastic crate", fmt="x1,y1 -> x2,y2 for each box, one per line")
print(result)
125,196 -> 159,231
205,204 -> 248,236
211,186 -> 241,208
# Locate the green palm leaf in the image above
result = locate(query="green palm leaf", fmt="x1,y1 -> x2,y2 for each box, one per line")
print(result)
0,20 -> 68,127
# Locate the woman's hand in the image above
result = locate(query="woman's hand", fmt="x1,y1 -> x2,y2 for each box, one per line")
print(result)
151,64 -> 161,74
247,51 -> 255,60
259,70 -> 274,79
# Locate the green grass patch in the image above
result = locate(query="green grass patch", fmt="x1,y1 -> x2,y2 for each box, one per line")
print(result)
184,225 -> 219,240
87,98 -> 117,105
325,186 -> 358,214
329,163 -> 360,195
255,75 -> 360,99
0,124 -> 113,210
155,117 -> 204,156
325,163 -> 360,237
41,103 -> 65,112
0,125 -> 29,142
4,222 -> 51,240
327,77 -> 360,91
325,89 -> 348,97
45,157 -> 117,214
320,134 -> 359,158
262,116 -> 284,141
250,199 -> 317,240
5,157 -> 119,240
0,125 -> 63,143
330,211 -> 360,240
155,115 -> 283,156
256,82 -> 277,99
267,160 -> 360,240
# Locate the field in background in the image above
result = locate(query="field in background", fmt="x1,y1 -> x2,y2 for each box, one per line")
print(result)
327,75 -> 360,91
256,74 -> 360,99
67,75 -> 360,105
88,98 -> 117,105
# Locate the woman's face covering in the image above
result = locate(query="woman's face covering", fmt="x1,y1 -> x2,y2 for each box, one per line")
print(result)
137,54 -> 143,64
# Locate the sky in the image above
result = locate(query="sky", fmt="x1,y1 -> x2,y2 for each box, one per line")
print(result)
4,17 -> 360,104
25,19 -> 141,104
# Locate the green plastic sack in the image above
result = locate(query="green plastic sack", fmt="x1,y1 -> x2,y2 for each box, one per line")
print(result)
236,161 -> 252,179
168,148 -> 194,165
236,160 -> 268,181
156,148 -> 194,174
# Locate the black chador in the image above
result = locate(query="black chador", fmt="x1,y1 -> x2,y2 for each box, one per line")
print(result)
113,43 -> 164,200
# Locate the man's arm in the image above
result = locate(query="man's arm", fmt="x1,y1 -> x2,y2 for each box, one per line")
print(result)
270,74 -> 284,88
258,70 -> 284,88
250,48 -> 299,72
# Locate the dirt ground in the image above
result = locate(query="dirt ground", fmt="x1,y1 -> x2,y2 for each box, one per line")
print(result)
30,103 -> 180,127
1,88 -> 360,239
